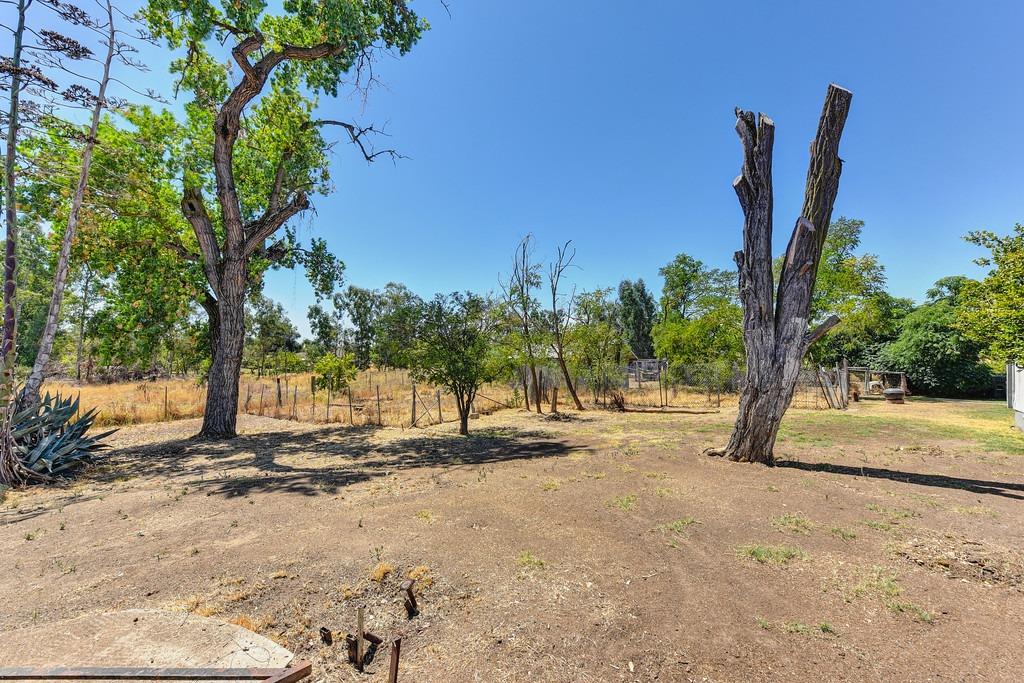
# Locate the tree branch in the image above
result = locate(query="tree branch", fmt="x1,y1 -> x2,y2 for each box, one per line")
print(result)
309,119 -> 405,162
243,191 -> 310,256
181,187 -> 221,295
804,314 -> 841,349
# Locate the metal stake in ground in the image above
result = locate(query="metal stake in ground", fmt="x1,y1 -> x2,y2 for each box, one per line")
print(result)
388,638 -> 402,683
356,607 -> 365,670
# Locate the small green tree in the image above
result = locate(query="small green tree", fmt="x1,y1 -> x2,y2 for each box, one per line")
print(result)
313,353 -> 358,394
566,289 -> 627,402
410,293 -> 496,436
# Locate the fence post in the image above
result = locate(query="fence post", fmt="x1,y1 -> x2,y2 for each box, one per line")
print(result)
291,386 -> 298,420
258,385 -> 265,416
164,386 -> 169,420
411,383 -> 417,427
276,377 -> 282,408
377,385 -> 382,425
326,387 -> 332,421
348,386 -> 355,424
436,389 -> 442,424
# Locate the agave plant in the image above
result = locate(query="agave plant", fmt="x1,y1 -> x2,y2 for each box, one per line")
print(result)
10,392 -> 117,477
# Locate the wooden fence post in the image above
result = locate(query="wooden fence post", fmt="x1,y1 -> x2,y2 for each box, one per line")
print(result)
411,384 -> 417,427
258,385 -> 265,416
326,387 -> 332,422
436,389 -> 442,424
164,386 -> 169,420
291,387 -> 298,420
348,386 -> 355,424
376,385 -> 382,425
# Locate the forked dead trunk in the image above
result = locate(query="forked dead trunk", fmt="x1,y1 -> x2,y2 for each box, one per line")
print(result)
708,84 -> 852,465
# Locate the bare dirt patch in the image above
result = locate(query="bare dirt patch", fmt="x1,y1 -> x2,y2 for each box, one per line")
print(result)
2,400 -> 1023,681
897,533 -> 1024,590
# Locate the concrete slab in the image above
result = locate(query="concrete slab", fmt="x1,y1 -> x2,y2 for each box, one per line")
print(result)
0,609 -> 293,669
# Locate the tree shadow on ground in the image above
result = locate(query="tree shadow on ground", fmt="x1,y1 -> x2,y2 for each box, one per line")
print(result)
87,423 -> 584,499
777,460 -> 1024,501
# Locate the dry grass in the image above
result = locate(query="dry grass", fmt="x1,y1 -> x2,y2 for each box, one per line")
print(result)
370,562 -> 394,583
45,368 -> 519,429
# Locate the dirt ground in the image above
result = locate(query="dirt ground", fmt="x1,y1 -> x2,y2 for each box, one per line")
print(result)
2,398 -> 1023,682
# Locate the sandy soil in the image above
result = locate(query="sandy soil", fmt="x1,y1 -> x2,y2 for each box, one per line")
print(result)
2,399 -> 1023,682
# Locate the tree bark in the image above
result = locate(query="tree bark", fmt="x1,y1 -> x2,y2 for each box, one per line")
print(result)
199,259 -> 246,438
528,361 -> 541,414
0,0 -> 33,489
23,0 -> 116,404
2,0 -> 27,370
75,268 -> 92,381
708,84 -> 852,465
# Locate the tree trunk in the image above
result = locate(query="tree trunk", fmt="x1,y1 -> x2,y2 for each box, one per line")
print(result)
708,84 -> 852,465
75,268 -> 92,381
199,259 -> 246,438
520,367 -> 530,411
556,355 -> 584,410
23,2 -> 116,405
0,0 -> 32,489
2,0 -> 26,370
529,362 -> 541,414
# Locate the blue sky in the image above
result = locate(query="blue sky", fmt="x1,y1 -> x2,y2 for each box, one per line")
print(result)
46,1 -> 1024,335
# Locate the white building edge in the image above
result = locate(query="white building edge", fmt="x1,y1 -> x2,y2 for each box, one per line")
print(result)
1009,363 -> 1024,431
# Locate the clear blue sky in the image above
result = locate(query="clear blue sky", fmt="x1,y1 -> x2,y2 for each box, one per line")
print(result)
80,1 -> 1024,334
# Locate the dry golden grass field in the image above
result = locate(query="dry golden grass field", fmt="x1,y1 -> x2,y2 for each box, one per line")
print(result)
2,397 -> 1023,681
44,367 -> 791,429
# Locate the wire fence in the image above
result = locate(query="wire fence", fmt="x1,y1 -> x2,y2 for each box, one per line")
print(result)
44,358 -> 837,429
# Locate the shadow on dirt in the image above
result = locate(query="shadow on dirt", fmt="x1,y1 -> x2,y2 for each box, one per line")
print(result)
87,423 -> 584,499
777,460 -> 1024,500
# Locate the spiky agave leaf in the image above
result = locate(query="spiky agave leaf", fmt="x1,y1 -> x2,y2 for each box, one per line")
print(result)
11,392 -> 117,477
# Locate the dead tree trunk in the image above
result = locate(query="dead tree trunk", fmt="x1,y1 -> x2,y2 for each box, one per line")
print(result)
707,84 -> 851,465
548,241 -> 585,410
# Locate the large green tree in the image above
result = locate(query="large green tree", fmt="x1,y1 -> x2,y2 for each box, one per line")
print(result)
617,279 -> 656,359
959,225 -> 1024,363
142,0 -> 426,437
875,282 -> 991,397
658,253 -> 735,321
805,217 -> 909,366
372,282 -> 423,369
